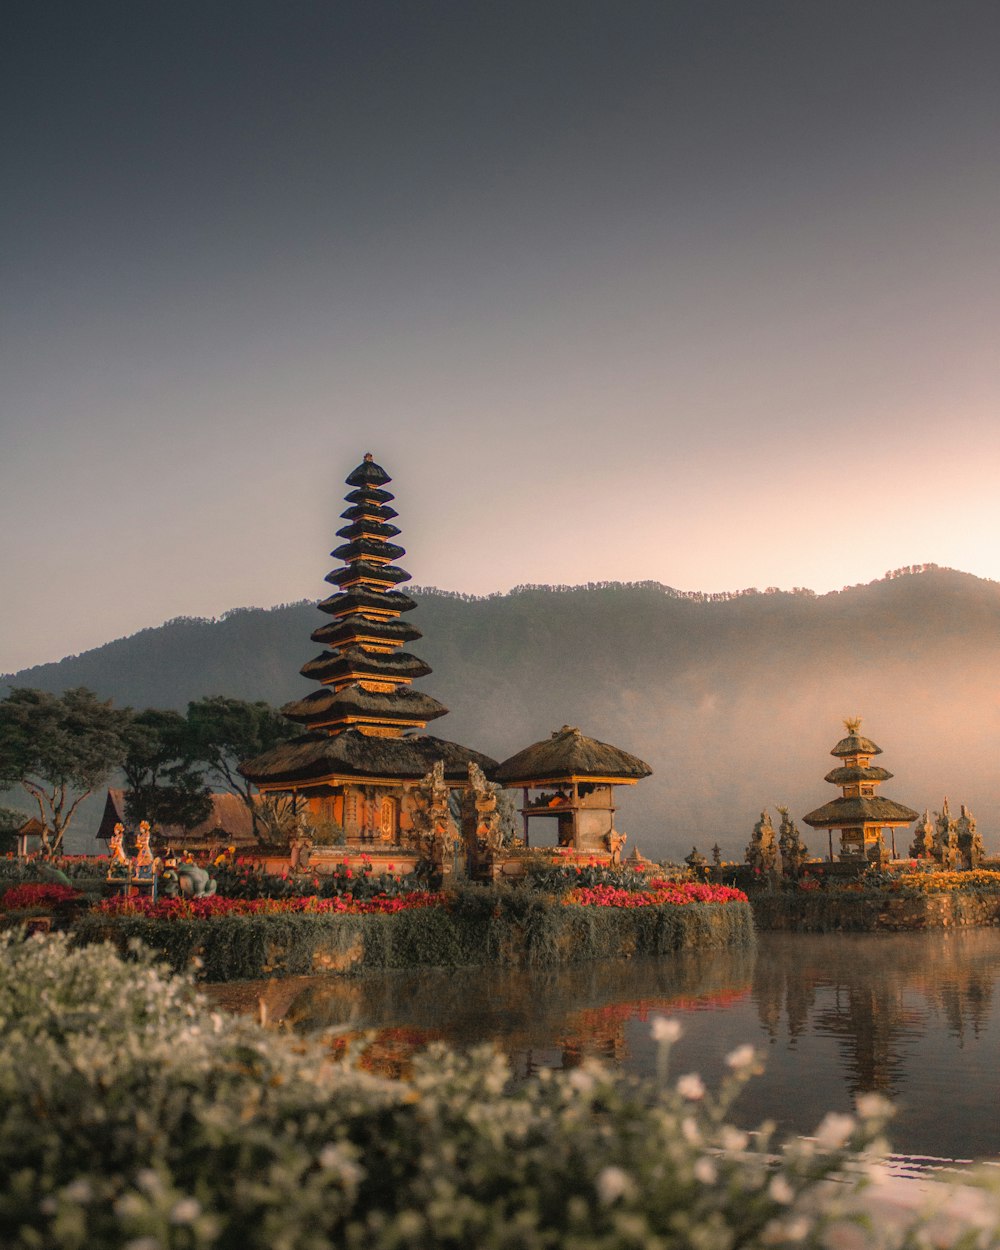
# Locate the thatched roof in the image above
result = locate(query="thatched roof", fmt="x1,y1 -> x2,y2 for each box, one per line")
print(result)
494,725 -> 653,785
317,587 -> 417,616
802,795 -> 919,828
345,454 -> 391,488
340,501 -> 398,522
326,561 -> 411,588
830,732 -> 882,758
97,789 -> 256,846
299,647 -> 431,683
335,520 -> 401,542
239,730 -> 498,786
823,765 -> 894,785
281,682 -> 448,726
311,614 -> 422,647
331,538 -> 406,564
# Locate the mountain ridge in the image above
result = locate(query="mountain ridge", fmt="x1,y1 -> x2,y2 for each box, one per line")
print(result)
4,566 -> 999,860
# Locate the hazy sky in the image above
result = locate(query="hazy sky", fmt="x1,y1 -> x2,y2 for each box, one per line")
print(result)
3,1 -> 999,674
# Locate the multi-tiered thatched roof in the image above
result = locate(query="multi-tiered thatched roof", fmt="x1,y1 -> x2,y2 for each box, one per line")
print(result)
240,454 -> 495,786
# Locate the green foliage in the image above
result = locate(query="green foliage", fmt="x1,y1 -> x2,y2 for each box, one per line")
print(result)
522,860 -> 661,894
0,805 -> 26,853
73,891 -> 755,980
0,687 -> 129,852
0,932 -> 970,1250
185,696 -> 297,839
121,708 -> 213,831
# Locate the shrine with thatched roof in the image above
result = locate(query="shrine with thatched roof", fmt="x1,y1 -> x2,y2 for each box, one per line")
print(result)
802,718 -> 918,861
239,455 -> 496,852
494,725 -> 652,857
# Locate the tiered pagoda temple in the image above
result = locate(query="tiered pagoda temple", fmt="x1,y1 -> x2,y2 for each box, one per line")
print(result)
494,725 -> 652,857
240,455 -> 496,845
802,718 -> 918,861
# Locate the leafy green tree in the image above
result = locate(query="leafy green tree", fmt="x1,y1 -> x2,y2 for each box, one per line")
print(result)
0,687 -> 129,853
185,696 -> 295,841
121,708 -> 213,832
0,806 -> 28,854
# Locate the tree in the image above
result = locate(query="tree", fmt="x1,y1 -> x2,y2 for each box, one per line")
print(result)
0,687 -> 129,853
121,708 -> 213,832
184,697 -> 295,841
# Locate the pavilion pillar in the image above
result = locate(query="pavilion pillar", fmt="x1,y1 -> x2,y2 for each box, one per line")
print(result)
523,788 -> 530,848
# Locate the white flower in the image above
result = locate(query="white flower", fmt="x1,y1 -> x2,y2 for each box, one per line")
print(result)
855,1092 -> 892,1120
814,1112 -> 856,1151
768,1174 -> 795,1204
693,1157 -> 717,1184
681,1115 -> 702,1144
651,1017 -> 682,1043
595,1166 -> 634,1205
63,1178 -> 93,1203
169,1198 -> 202,1225
676,1073 -> 706,1100
569,1069 -> 595,1093
719,1126 -> 749,1152
725,1044 -> 756,1070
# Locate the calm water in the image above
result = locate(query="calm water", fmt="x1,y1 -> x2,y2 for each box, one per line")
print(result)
209,930 -> 1000,1162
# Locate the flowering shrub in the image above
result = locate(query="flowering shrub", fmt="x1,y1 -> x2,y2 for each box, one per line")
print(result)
97,890 -> 445,919
564,880 -> 748,908
524,859 -> 683,895
0,882 -> 82,912
213,857 -> 424,902
895,870 -> 1000,894
1,933 -> 995,1249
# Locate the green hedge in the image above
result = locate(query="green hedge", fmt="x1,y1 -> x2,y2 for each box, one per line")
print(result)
72,890 -> 755,980
0,932 -> 930,1250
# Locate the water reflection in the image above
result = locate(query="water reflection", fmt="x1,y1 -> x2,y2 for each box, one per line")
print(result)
208,929 -> 1000,1160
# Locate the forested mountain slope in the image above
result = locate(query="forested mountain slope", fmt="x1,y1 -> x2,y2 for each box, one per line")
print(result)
6,568 -> 1000,860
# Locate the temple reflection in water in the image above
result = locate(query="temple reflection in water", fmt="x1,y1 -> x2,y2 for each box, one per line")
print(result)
209,929 -> 1000,1160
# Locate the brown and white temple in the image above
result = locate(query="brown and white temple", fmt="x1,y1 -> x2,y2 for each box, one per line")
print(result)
803,718 -> 918,861
239,454 -> 496,845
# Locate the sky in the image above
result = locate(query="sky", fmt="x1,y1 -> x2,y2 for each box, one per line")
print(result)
2,0 -> 999,675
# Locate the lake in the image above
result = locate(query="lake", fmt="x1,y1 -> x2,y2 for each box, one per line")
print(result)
209,928 -> 1000,1163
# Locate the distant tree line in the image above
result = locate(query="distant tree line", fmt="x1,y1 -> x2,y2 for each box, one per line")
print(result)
0,688 -> 295,854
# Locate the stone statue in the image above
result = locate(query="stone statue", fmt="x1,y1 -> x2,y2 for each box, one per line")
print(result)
107,822 -> 130,879
909,809 -> 936,859
745,809 -> 780,873
462,762 -> 504,861
134,821 -> 155,879
933,798 -> 960,869
605,830 -> 627,865
684,845 -> 707,873
957,804 -> 984,870
777,805 -> 808,877
160,861 -> 218,899
711,843 -> 722,867
411,761 -> 457,872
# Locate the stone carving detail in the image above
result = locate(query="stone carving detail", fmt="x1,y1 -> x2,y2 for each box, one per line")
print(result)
776,805 -> 808,876
411,761 -> 457,870
604,830 -> 627,865
933,797 -> 960,869
745,810 -> 779,873
462,762 -> 503,858
909,809 -> 936,860
956,803 -> 984,870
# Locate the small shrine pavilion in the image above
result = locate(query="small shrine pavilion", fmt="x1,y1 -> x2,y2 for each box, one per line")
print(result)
239,455 -> 496,847
493,725 -> 652,857
802,719 -> 918,861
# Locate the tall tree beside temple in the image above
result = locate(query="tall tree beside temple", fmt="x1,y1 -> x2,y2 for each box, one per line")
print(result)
0,687 -> 128,853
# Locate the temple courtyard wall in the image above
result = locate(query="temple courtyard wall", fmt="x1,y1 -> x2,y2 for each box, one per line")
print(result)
751,890 -> 1000,932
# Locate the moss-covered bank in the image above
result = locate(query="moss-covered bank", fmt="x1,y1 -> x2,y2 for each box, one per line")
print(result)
72,891 -> 754,981
752,890 -> 1000,932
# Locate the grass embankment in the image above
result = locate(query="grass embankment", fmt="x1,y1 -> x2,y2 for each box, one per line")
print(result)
72,883 -> 754,980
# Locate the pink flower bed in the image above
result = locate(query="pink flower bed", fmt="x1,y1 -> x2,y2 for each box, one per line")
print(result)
1,883 -> 83,911
564,880 -> 748,908
96,891 -> 446,920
